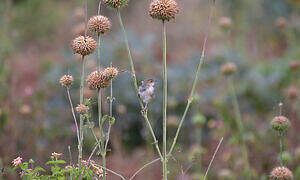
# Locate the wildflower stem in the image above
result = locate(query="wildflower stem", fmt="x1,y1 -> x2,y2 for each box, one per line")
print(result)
203,137 -> 224,180
162,21 -> 168,180
104,63 -> 113,151
167,0 -> 215,159
66,88 -> 80,143
117,9 -> 163,160
79,55 -> 86,179
279,135 -> 283,166
130,158 -> 161,180
228,77 -> 250,179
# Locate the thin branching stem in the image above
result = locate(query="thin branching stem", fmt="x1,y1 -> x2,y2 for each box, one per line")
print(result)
117,9 -> 163,160
105,63 -> 113,151
130,158 -> 161,180
228,77 -> 250,178
279,135 -> 283,166
66,88 -> 80,143
203,137 -> 224,180
167,0 -> 216,159
162,21 -> 168,180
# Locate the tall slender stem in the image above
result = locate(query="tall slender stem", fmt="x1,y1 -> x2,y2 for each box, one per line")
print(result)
162,21 -> 168,180
79,55 -> 86,180
66,88 -> 80,143
104,63 -> 113,151
279,136 -> 283,166
130,158 -> 161,180
117,9 -> 163,160
228,78 -> 250,179
167,0 -> 215,159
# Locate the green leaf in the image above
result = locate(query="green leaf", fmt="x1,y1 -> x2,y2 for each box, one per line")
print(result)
46,160 -> 66,165
34,166 -> 46,173
101,115 -> 108,124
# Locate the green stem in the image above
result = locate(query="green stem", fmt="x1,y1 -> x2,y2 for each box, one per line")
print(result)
97,33 -> 106,180
162,21 -> 168,180
228,78 -> 250,178
167,0 -> 215,159
117,9 -> 163,160
79,55 -> 86,179
279,135 -> 283,166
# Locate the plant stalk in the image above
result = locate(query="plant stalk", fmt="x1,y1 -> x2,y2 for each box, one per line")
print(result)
117,9 -> 163,160
79,55 -> 86,179
228,77 -> 250,179
279,135 -> 283,166
162,21 -> 168,180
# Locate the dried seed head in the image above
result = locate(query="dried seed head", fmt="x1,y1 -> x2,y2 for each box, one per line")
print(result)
86,71 -> 111,90
276,17 -> 287,28
221,62 -> 237,76
60,75 -> 74,87
88,15 -> 111,34
72,23 -> 86,36
270,167 -> 293,180
289,60 -> 299,70
76,104 -> 89,115
71,36 -> 97,56
271,116 -> 290,134
149,0 -> 180,21
103,67 -> 119,80
104,0 -> 129,9
219,17 -> 232,29
286,86 -> 299,100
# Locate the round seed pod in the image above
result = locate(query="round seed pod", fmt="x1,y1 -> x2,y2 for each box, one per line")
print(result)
149,0 -> 179,21
76,104 -> 89,115
270,167 -> 293,180
219,17 -> 232,29
276,17 -> 287,28
86,71 -> 110,90
289,60 -> 299,70
103,67 -> 119,80
221,62 -> 237,76
88,15 -> 111,34
286,86 -> 298,100
104,0 -> 129,9
271,116 -> 290,134
71,36 -> 97,56
60,75 -> 74,87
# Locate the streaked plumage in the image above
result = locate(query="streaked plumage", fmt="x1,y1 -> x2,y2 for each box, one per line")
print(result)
138,79 -> 156,107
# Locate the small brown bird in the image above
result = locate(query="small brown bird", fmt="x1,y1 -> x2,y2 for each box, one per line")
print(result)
138,79 -> 156,109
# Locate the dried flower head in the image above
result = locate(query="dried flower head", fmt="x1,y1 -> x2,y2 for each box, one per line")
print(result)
286,86 -> 299,100
276,17 -> 287,28
72,23 -> 86,36
219,17 -> 232,29
86,71 -> 111,90
88,15 -> 111,34
271,116 -> 290,134
149,0 -> 180,21
104,0 -> 129,9
51,152 -> 62,159
103,67 -> 119,80
289,60 -> 299,70
71,36 -> 97,56
76,104 -> 89,115
270,167 -> 293,180
65,165 -> 73,170
12,157 -> 22,167
221,62 -> 237,76
60,75 -> 74,87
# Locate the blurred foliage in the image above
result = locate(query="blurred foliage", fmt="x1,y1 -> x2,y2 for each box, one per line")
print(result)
0,0 -> 299,179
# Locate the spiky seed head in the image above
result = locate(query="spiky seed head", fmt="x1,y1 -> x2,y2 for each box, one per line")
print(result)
71,36 -> 97,56
271,116 -> 290,134
60,75 -> 74,87
276,17 -> 287,28
104,0 -> 129,9
219,17 -> 232,29
86,71 -> 111,90
88,15 -> 111,34
76,104 -> 89,115
149,0 -> 179,21
286,86 -> 298,100
103,67 -> 119,80
221,62 -> 237,76
72,23 -> 86,36
270,167 -> 293,180
289,60 -> 299,70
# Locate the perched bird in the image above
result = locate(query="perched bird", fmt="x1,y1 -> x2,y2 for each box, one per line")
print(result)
138,79 -> 156,109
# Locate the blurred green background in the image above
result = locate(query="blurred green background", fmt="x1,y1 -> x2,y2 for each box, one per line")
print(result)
0,0 -> 299,179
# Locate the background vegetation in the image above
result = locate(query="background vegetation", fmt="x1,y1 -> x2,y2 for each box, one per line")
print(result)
0,0 -> 299,179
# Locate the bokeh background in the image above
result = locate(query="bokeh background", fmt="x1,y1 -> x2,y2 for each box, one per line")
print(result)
0,0 -> 299,179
